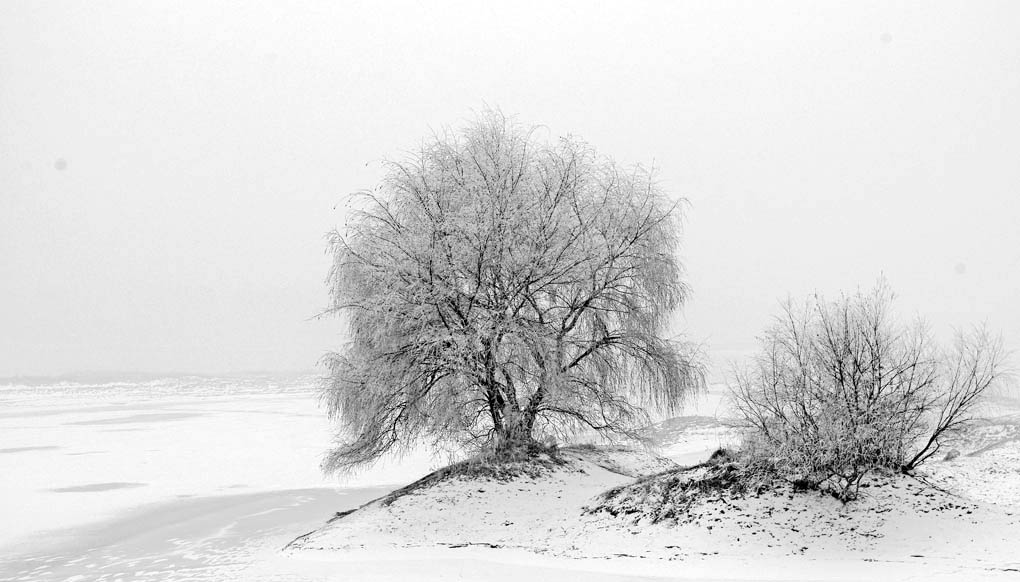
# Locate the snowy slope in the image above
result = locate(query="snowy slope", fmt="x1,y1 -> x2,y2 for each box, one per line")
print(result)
288,447 -> 676,555
287,443 -> 1020,581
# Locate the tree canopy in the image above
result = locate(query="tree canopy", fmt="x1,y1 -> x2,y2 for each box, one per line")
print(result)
321,111 -> 703,473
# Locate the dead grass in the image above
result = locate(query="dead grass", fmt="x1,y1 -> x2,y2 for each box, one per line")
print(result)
586,448 -> 779,523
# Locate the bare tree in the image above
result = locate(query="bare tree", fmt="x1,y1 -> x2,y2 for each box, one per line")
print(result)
321,111 -> 703,473
732,282 -> 1008,500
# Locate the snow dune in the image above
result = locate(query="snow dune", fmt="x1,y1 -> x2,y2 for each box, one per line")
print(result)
286,445 -> 1020,581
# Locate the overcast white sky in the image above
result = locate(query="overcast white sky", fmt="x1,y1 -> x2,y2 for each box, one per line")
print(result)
1,1 -> 1018,377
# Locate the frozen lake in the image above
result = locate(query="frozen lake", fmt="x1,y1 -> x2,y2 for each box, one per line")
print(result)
0,374 -> 437,581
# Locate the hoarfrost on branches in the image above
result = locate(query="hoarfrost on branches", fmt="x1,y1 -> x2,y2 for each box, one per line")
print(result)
321,111 -> 703,473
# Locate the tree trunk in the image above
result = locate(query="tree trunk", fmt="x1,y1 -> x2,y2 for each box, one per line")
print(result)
494,407 -> 535,455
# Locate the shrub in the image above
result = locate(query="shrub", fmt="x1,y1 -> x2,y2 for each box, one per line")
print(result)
731,282 -> 1007,501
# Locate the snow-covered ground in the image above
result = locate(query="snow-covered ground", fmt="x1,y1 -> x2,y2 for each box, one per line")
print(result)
286,448 -> 1020,581
922,392 -> 1020,507
0,374 -> 436,581
3,379 -> 1019,581
285,385 -> 1020,581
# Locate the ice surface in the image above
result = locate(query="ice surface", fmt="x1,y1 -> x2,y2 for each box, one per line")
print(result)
0,374 -> 438,580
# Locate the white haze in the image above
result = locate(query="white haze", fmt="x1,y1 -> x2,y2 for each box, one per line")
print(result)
1,1 -> 1018,377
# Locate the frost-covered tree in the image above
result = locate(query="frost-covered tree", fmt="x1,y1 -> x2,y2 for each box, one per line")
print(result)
321,111 -> 703,473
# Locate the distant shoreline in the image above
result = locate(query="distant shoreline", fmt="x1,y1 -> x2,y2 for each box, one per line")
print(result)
0,369 -> 320,387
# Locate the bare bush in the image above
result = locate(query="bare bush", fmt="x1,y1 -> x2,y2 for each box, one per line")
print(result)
732,282 -> 1007,500
321,110 -> 703,473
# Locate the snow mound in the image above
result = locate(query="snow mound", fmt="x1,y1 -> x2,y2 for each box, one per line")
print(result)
569,444 -> 679,477
586,452 -> 760,524
287,445 -> 1020,577
287,446 -> 672,555
585,458 -> 1020,564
